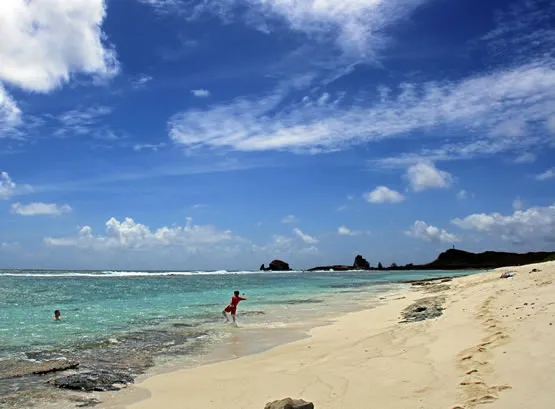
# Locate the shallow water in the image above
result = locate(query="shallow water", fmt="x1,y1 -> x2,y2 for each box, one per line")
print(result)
0,268 -> 477,408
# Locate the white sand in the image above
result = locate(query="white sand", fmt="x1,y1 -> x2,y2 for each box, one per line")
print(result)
106,262 -> 555,409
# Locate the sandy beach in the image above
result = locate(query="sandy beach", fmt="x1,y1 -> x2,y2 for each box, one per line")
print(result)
105,262 -> 555,409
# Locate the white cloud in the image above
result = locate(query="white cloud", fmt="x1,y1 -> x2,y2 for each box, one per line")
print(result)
44,217 -> 237,250
133,143 -> 166,152
364,186 -> 405,204
54,106 -> 113,137
11,202 -> 72,216
457,190 -> 467,200
0,0 -> 118,93
407,162 -> 452,192
169,60 -> 555,155
337,225 -> 362,236
536,168 -> 555,181
405,221 -> 460,244
0,171 -> 17,199
131,74 -> 153,89
0,171 -> 31,199
513,198 -> 524,210
0,84 -> 22,135
513,152 -> 536,164
191,89 -> 211,97
293,228 -> 318,244
281,214 -> 299,224
143,0 -> 428,58
452,204 -> 555,245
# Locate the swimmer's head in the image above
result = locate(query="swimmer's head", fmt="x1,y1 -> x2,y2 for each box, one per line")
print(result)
54,310 -> 61,318
234,290 -> 240,296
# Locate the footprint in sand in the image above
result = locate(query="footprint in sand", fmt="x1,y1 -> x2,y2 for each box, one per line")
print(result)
461,355 -> 473,361
460,381 -> 486,386
470,395 -> 497,404
466,369 -> 478,375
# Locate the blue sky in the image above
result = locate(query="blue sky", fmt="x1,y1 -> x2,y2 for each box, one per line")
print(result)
1,0 -> 554,270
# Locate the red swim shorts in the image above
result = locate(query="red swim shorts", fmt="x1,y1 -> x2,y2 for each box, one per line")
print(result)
224,306 -> 237,314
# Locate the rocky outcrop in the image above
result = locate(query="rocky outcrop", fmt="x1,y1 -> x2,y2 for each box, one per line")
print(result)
261,260 -> 291,271
50,371 -> 134,392
353,255 -> 370,269
265,398 -> 314,409
6,359 -> 79,377
307,255 -> 370,271
422,249 -> 555,270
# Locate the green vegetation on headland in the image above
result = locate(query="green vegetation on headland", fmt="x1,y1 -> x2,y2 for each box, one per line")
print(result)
261,249 -> 555,272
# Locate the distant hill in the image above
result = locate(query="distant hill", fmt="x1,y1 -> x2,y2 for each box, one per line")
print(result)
303,249 -> 555,271
416,249 -> 555,270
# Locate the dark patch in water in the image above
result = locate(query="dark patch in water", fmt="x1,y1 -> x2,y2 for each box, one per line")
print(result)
172,323 -> 196,328
263,299 -> 323,305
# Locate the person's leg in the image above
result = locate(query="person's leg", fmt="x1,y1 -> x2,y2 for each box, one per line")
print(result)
231,313 -> 236,323
222,310 -> 229,322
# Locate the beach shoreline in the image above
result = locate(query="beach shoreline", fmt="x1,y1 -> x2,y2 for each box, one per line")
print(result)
102,261 -> 555,409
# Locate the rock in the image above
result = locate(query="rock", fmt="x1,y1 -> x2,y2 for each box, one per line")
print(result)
7,359 -> 79,377
353,255 -> 370,269
268,260 -> 291,271
400,297 -> 445,323
50,371 -> 134,392
260,264 -> 266,271
264,398 -> 314,409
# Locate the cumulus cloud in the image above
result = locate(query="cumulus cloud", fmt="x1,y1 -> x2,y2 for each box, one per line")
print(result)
0,171 -> 17,199
191,89 -> 211,97
405,221 -> 460,243
281,214 -> 299,224
407,162 -> 452,192
44,217 -> 238,250
0,171 -> 31,199
536,168 -> 555,181
452,204 -> 555,244
11,202 -> 72,216
0,84 -> 21,135
364,186 -> 405,204
293,228 -> 318,244
337,225 -> 362,236
0,0 -> 118,93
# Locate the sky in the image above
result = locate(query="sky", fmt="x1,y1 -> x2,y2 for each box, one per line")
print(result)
0,0 -> 554,270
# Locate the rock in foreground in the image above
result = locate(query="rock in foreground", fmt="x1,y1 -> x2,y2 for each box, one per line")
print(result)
265,398 -> 314,409
400,297 -> 445,323
50,371 -> 134,392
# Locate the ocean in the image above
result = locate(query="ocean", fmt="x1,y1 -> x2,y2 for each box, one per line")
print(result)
0,268 -> 477,408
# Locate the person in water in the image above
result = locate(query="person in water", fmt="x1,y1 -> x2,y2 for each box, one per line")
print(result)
53,310 -> 61,321
222,291 -> 247,323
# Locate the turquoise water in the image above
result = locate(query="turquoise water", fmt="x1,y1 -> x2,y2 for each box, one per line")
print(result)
0,269 -> 474,356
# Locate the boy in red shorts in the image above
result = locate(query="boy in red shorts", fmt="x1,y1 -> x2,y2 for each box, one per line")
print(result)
222,290 -> 247,323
